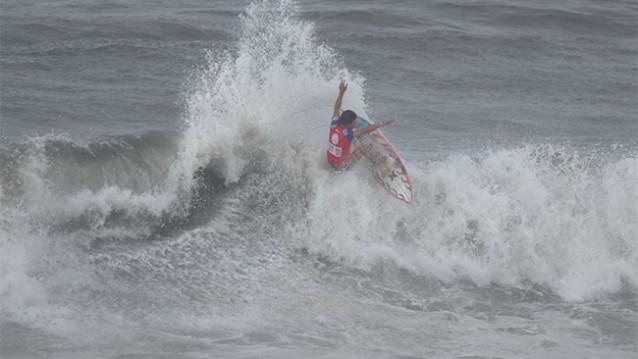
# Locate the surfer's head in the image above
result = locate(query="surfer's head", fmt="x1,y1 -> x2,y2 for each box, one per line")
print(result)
338,110 -> 357,127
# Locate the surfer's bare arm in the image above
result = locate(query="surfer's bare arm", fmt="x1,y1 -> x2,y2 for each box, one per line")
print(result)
333,80 -> 348,118
354,119 -> 395,138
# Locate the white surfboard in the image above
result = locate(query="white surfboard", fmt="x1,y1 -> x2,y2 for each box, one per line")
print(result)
355,116 -> 413,204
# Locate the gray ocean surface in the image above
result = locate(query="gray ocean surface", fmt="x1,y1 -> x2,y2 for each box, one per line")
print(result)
1,0 -> 637,358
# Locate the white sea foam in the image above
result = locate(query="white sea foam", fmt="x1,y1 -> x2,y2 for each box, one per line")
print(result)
301,144 -> 638,301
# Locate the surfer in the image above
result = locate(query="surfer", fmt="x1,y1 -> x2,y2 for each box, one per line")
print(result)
327,80 -> 395,170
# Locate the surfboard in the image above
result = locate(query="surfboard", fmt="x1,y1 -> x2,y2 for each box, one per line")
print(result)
355,116 -> 413,204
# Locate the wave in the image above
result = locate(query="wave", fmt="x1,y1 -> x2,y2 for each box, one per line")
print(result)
1,1 -> 636,319
301,144 -> 637,302
5,132 -> 634,309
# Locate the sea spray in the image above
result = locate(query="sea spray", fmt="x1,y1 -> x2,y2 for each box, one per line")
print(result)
179,0 -> 366,184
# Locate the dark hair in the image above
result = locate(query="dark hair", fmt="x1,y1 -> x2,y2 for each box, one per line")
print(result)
338,110 -> 357,126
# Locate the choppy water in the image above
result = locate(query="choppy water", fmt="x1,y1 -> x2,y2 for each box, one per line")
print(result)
1,0 -> 636,358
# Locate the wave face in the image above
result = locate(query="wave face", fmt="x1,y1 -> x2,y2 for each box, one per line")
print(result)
1,0 -> 636,358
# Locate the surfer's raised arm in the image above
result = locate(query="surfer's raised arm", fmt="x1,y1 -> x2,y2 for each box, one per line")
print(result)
333,80 -> 348,118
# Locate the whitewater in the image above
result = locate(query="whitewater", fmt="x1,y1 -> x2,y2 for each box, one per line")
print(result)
1,0 -> 636,358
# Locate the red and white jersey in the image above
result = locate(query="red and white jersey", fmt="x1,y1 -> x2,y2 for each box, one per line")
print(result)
326,116 -> 355,169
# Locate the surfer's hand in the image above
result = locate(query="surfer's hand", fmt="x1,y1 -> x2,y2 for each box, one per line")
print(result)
382,119 -> 396,126
339,80 -> 347,93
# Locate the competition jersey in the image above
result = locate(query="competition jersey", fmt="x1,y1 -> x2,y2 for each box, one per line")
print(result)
326,116 -> 355,169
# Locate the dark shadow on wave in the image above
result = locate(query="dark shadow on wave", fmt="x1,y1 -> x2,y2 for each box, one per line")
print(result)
85,158 -> 230,250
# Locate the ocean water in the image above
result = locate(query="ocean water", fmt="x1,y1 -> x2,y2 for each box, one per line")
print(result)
1,0 -> 637,358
